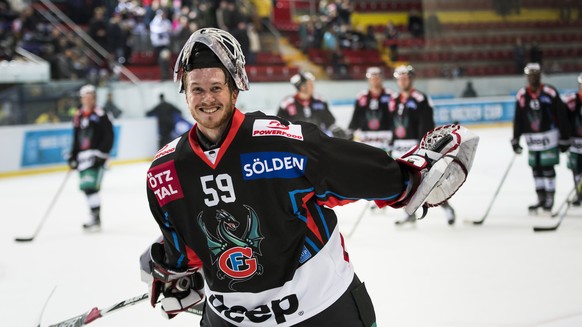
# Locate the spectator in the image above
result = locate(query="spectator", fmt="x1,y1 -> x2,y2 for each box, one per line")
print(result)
231,20 -> 250,60
103,92 -> 123,119
107,12 -> 126,64
407,9 -> 424,39
146,93 -> 184,149
215,0 -> 239,32
384,21 -> 399,62
364,25 -> 378,50
461,81 -> 478,98
322,24 -> 339,52
529,42 -> 543,67
88,7 -> 109,52
35,108 -> 61,124
149,9 -> 172,60
159,48 -> 172,80
337,0 -> 353,25
514,37 -> 526,74
247,22 -> 260,65
425,12 -> 442,37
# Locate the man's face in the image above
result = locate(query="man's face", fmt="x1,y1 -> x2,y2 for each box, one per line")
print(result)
184,68 -> 238,135
80,93 -> 96,111
527,72 -> 541,88
301,79 -> 314,96
396,74 -> 413,92
368,73 -> 383,89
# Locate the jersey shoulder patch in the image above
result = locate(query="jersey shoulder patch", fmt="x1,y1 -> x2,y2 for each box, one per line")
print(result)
411,90 -> 426,102
251,119 -> 304,140
153,136 -> 181,161
280,96 -> 295,108
312,93 -> 327,102
515,88 -> 526,100
356,89 -> 368,100
384,87 -> 395,96
94,106 -> 107,116
542,85 -> 558,98
565,93 -> 577,110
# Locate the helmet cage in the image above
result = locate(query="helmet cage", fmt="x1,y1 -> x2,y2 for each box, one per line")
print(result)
174,28 -> 249,92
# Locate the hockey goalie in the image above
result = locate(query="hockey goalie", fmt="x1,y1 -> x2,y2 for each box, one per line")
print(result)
139,27 -> 479,327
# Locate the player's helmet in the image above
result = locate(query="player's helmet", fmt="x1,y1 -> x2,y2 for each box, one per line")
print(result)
173,28 -> 249,92
524,62 -> 541,75
577,73 -> 582,84
393,65 -> 415,79
365,66 -> 382,79
290,72 -> 315,90
79,84 -> 96,96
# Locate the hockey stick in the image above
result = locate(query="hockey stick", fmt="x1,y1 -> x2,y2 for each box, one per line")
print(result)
345,201 -> 373,238
468,153 -> 517,225
550,187 -> 576,218
15,170 -> 73,242
533,183 -> 580,232
40,292 -> 203,327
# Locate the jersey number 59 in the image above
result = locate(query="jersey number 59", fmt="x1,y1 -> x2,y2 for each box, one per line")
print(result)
200,174 -> 236,206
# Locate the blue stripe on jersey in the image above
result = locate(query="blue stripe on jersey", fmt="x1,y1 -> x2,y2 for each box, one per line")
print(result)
304,236 -> 320,252
313,204 -> 331,239
164,211 -> 185,267
288,187 -> 314,223
315,190 -> 400,201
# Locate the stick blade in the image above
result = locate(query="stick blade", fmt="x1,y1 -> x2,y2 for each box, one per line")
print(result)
14,236 -> 34,242
533,225 -> 559,232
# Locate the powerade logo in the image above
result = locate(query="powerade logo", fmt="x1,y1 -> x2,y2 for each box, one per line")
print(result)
241,152 -> 306,180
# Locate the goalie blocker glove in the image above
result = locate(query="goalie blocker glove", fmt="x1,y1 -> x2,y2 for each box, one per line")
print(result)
140,242 -> 204,319
395,124 -> 479,217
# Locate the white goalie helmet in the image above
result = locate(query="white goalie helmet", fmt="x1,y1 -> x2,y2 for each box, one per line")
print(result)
173,28 -> 249,92
577,73 -> 582,84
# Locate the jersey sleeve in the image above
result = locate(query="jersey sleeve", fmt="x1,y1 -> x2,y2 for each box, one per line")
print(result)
347,99 -> 362,131
98,113 -> 115,154
146,147 -> 202,270
553,88 -> 571,142
299,123 -> 407,207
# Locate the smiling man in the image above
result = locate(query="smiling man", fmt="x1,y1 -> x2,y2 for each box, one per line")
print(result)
139,28 -> 478,327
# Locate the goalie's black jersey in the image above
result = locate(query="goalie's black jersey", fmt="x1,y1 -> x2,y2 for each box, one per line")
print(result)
146,109 -> 406,326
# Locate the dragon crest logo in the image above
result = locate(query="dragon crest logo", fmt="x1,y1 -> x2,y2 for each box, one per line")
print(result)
197,205 -> 264,290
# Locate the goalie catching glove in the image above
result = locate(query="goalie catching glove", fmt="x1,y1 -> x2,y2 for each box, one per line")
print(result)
395,124 -> 479,217
140,242 -> 204,319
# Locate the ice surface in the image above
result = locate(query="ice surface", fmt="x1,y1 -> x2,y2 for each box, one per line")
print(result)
2,125 -> 582,327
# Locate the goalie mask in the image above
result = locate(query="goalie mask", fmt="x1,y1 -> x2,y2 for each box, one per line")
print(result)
173,28 -> 249,92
